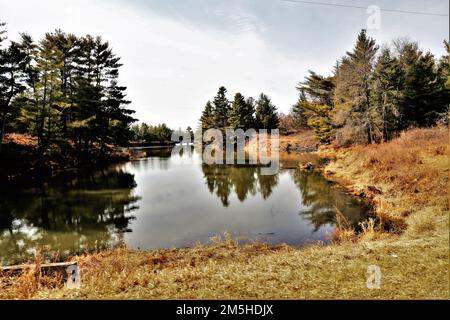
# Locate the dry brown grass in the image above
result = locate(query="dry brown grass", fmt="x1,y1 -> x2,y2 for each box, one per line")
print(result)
278,130 -> 317,148
1,127 -> 448,300
322,126 -> 449,230
0,256 -> 65,299
15,232 -> 444,300
3,133 -> 37,148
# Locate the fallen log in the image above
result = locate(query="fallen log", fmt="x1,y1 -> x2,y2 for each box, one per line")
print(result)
1,261 -> 76,273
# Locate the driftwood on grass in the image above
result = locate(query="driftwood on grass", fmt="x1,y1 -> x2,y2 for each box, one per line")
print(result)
1,261 -> 77,273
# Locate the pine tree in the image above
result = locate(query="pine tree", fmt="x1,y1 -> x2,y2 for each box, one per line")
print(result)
242,96 -> 256,129
334,29 -> 379,144
200,101 -> 214,130
291,92 -> 308,129
255,93 -> 279,130
441,40 -> 450,90
14,33 -> 40,136
436,40 -> 450,125
49,30 -> 78,141
394,40 -> 448,129
212,86 -> 230,130
228,92 -> 251,130
371,48 -> 403,141
104,80 -> 136,147
29,32 -> 64,152
0,24 -> 137,160
0,24 -> 28,153
296,71 -> 334,143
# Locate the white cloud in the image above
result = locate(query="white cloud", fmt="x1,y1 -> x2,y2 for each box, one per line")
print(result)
0,0 -> 308,128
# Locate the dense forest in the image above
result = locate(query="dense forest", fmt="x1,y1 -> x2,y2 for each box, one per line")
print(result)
291,30 -> 449,145
0,22 -> 136,165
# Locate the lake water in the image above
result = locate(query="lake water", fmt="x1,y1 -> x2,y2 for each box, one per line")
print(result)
0,147 -> 368,265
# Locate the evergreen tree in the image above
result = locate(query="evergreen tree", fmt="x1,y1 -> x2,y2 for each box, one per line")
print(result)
200,101 -> 214,130
394,40 -> 448,129
212,86 -> 230,129
436,40 -> 450,124
228,92 -> 255,130
104,80 -> 135,147
36,31 -> 77,151
290,32 -> 449,146
13,33 -> 40,136
0,24 -> 28,152
255,93 -> 279,130
296,71 -> 334,143
291,93 -> 308,129
441,40 -> 450,90
334,29 -> 379,144
371,48 -> 403,141
12,29 -> 135,157
0,22 -> 138,163
243,96 -> 256,129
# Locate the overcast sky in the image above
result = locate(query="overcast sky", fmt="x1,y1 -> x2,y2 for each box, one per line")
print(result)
1,0 -> 448,129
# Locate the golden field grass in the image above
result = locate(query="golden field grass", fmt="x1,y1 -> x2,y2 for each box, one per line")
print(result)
0,127 -> 448,299
322,126 -> 449,237
278,130 -> 317,149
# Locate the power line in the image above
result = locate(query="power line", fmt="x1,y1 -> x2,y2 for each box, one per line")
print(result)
280,0 -> 449,17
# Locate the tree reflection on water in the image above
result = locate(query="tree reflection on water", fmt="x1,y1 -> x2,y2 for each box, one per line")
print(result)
201,163 -> 366,231
0,148 -> 368,265
0,168 -> 139,265
290,170 -> 368,231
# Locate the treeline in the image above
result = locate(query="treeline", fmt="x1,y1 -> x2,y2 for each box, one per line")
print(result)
291,30 -> 449,145
131,123 -> 173,143
199,86 -> 280,132
0,22 -> 136,160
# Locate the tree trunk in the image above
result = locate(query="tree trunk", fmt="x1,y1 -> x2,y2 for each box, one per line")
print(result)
47,77 -> 54,151
0,111 -> 6,154
1,71 -> 16,154
367,126 -> 372,144
38,78 -> 47,153
383,93 -> 389,142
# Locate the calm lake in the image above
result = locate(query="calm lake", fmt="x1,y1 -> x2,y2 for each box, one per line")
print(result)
0,147 -> 368,265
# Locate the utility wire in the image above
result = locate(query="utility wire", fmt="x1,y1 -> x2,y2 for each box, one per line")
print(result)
280,0 -> 449,17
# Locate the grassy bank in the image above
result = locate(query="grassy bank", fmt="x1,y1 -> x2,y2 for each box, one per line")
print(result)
321,126 -> 449,239
0,127 -> 448,299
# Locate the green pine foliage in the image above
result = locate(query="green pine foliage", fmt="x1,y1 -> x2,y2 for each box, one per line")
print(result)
228,93 -> 255,130
200,101 -> 215,130
0,23 -> 29,152
371,48 -> 403,141
291,92 -> 309,130
0,25 -> 136,158
255,93 -> 280,130
295,71 -> 335,143
395,41 -> 449,129
295,29 -> 450,145
212,86 -> 230,130
199,87 -> 277,132
334,29 -> 379,144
